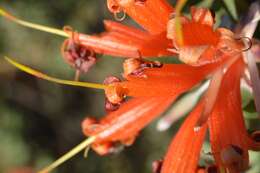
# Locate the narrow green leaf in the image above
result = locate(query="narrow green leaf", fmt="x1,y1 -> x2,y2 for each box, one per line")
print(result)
223,0 -> 238,20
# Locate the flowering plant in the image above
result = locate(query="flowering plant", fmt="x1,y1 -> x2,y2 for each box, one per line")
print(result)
1,0 -> 260,173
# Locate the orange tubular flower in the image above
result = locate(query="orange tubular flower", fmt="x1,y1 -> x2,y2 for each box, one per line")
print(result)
81,62 -> 223,155
119,62 -> 220,97
161,102 -> 207,173
208,60 -> 252,173
1,1 -> 260,173
78,20 -> 174,58
82,96 -> 175,155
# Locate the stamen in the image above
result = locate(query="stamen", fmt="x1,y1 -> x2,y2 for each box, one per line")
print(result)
103,76 -> 123,112
83,146 -> 91,158
235,36 -> 253,52
63,26 -> 79,40
174,0 -> 188,46
0,8 -> 69,37
4,57 -> 107,90
114,11 -> 126,21
175,0 -> 189,13
74,70 -> 81,81
38,136 -> 96,173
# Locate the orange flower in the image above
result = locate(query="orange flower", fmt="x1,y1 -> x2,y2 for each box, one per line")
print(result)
167,7 -> 245,66
161,102 -> 207,173
82,97 -> 175,155
107,0 -> 174,34
208,59 -> 260,173
159,60 -> 255,173
77,20 -> 174,58
1,0 -> 260,173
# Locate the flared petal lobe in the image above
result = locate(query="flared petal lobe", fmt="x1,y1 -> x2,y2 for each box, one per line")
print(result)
161,102 -> 207,173
208,59 -> 250,172
167,7 -> 244,66
115,0 -> 174,34
167,7 -> 218,47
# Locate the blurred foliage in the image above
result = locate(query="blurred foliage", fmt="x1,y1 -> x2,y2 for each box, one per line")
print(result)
0,0 -> 259,173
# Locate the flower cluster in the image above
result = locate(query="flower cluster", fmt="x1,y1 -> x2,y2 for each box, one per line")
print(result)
1,0 -> 260,173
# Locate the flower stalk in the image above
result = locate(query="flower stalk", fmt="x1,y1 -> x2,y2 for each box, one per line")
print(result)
38,136 -> 96,173
4,57 -> 107,90
0,8 -> 69,37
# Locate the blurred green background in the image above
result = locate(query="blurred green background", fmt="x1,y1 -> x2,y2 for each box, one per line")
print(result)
0,0 -> 259,173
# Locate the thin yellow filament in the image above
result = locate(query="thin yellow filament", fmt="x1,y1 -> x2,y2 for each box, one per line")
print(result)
174,0 -> 188,46
38,136 -> 96,173
5,57 -> 107,90
175,0 -> 188,13
74,70 -> 81,81
0,8 -> 69,37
